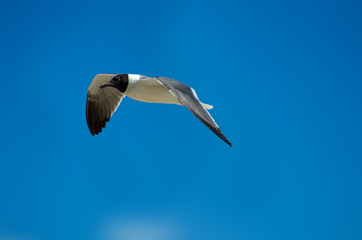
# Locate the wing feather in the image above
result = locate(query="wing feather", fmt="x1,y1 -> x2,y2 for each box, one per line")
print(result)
86,74 -> 125,135
155,77 -> 232,146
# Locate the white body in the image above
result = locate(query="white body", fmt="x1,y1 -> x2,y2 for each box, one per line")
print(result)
125,74 -> 212,109
125,74 -> 183,105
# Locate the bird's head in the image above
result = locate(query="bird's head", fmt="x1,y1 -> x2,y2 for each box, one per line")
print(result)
100,74 -> 129,93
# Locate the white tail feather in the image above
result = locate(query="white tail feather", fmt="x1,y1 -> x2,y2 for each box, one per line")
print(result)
202,103 -> 213,110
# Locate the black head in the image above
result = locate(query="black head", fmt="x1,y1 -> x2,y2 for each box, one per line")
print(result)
100,74 -> 129,93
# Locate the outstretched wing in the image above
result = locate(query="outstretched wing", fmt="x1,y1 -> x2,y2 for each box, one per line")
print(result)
155,77 -> 232,146
86,74 -> 125,135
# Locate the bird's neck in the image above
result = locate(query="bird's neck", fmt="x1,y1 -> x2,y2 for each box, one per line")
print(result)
128,74 -> 149,87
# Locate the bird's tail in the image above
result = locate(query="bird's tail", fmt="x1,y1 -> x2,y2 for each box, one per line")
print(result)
202,103 -> 213,110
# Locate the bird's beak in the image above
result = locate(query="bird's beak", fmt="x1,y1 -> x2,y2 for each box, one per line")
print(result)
100,83 -> 112,89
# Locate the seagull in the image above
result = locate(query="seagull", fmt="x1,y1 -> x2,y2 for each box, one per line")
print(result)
86,74 -> 232,146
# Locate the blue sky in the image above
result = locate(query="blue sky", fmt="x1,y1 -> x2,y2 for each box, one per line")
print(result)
0,0 -> 361,239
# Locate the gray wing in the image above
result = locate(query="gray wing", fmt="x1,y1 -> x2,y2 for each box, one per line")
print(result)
86,74 -> 125,135
155,77 -> 232,146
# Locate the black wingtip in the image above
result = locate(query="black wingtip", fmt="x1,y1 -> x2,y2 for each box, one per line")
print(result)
214,129 -> 232,147
222,137 -> 232,147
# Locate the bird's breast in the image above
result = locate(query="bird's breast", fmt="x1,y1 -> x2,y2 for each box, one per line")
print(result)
125,78 -> 182,105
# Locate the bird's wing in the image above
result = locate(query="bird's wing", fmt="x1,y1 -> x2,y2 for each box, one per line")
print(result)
154,77 -> 232,146
86,74 -> 125,135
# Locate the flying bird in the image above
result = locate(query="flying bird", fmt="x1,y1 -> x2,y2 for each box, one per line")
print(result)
86,74 -> 232,146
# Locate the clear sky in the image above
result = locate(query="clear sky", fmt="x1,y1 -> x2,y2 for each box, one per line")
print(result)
0,0 -> 361,240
